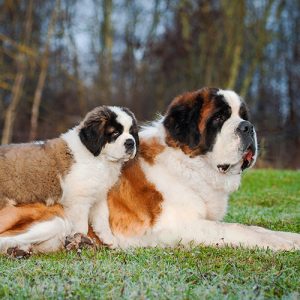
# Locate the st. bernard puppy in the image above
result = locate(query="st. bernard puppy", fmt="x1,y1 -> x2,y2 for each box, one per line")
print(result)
0,105 -> 138,251
0,87 -> 299,256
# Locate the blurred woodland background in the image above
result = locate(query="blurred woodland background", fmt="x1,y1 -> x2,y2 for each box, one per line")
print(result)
0,0 -> 299,168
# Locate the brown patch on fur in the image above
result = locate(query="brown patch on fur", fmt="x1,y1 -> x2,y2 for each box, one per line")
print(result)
139,138 -> 165,165
108,159 -> 163,237
0,203 -> 64,236
198,101 -> 215,132
0,138 -> 74,209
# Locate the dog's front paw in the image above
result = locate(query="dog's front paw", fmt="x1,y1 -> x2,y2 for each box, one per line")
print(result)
249,226 -> 300,251
64,233 -> 95,253
7,246 -> 32,259
261,234 -> 299,251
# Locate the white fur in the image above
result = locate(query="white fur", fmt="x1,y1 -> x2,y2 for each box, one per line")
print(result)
110,106 -> 133,132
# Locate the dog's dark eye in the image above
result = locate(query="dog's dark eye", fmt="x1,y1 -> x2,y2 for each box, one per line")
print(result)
240,110 -> 249,121
213,115 -> 225,124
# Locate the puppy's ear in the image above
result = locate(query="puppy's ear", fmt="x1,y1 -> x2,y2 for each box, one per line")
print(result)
163,93 -> 203,149
131,123 -> 139,152
79,109 -> 108,156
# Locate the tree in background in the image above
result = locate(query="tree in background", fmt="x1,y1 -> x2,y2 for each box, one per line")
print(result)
1,0 -> 33,144
0,0 -> 299,168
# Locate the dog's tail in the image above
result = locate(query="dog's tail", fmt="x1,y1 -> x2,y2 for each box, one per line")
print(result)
0,203 -> 64,235
0,203 -> 68,253
0,216 -> 71,253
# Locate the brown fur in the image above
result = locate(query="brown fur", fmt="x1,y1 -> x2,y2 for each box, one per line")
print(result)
108,159 -> 163,237
87,226 -> 103,245
0,203 -> 64,236
0,138 -> 74,209
139,138 -> 164,165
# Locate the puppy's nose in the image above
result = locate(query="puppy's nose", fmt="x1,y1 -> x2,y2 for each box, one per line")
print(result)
124,139 -> 135,153
237,121 -> 254,135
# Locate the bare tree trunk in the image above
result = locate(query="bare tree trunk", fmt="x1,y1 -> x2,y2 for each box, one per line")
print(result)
240,0 -> 275,98
1,0 -> 33,145
99,0 -> 113,103
29,0 -> 59,141
221,0 -> 245,89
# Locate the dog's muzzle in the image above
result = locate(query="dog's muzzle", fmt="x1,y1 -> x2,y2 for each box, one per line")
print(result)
124,138 -> 135,154
217,121 -> 257,174
237,121 -> 256,171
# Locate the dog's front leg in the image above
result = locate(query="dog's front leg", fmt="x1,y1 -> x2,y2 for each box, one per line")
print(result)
63,203 -> 95,250
64,203 -> 90,235
155,219 -> 300,251
88,199 -> 117,247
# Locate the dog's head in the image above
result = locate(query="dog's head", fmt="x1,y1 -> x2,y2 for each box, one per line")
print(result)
163,87 -> 257,175
79,106 -> 139,162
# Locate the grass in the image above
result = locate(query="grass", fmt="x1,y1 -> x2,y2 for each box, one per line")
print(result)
0,169 -> 299,299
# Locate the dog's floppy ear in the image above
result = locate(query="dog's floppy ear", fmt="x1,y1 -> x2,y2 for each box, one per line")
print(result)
79,108 -> 108,156
163,93 -> 203,149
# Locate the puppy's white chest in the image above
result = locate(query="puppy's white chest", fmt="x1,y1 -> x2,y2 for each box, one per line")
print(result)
61,161 -> 120,206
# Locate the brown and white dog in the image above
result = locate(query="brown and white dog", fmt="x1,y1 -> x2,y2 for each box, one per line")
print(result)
0,87 -> 299,254
0,106 -> 138,250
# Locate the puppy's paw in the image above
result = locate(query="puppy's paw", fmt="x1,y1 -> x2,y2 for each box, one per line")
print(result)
64,233 -> 95,253
7,247 -> 32,259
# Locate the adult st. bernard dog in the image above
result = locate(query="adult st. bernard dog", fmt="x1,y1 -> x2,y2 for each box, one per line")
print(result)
0,87 -> 299,256
0,106 -> 138,251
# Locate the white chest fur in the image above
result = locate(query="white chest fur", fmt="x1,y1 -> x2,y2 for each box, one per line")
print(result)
61,159 -> 121,207
139,124 -> 242,227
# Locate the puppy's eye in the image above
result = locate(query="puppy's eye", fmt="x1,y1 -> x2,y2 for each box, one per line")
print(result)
111,131 -> 119,138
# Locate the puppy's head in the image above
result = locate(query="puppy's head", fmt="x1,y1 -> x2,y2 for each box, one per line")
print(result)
79,106 -> 139,162
163,87 -> 257,175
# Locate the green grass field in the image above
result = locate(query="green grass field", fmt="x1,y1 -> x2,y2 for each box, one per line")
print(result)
0,170 -> 299,299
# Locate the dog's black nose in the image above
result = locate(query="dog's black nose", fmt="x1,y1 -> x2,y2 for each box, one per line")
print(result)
237,121 -> 254,135
124,139 -> 135,153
